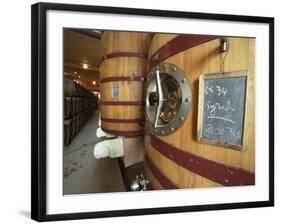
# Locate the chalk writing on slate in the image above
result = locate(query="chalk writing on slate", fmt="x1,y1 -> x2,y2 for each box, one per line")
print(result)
201,75 -> 247,146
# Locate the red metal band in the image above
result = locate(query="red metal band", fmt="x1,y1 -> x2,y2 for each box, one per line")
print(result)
149,34 -> 217,69
101,52 -> 148,62
146,157 -> 178,190
148,133 -> 255,186
101,117 -> 145,124
100,101 -> 145,106
101,128 -> 144,137
100,76 -> 146,84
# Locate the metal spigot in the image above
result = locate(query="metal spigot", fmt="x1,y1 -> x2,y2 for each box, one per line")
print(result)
130,174 -> 150,191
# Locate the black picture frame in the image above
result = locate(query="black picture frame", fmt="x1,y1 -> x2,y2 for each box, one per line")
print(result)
31,2 -> 274,222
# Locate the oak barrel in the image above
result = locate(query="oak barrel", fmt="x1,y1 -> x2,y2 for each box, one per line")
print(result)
144,34 -> 255,189
63,79 -> 97,146
99,32 -> 151,137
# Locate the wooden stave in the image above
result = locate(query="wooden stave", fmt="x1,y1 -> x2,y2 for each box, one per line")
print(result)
101,31 -> 151,55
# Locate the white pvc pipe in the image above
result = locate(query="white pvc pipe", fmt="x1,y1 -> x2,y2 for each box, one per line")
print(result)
93,137 -> 124,159
96,127 -> 115,138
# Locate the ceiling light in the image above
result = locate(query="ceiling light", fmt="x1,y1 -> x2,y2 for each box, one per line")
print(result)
83,64 -> 88,70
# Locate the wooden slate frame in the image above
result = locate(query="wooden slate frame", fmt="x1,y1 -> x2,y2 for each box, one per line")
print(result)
197,71 -> 249,150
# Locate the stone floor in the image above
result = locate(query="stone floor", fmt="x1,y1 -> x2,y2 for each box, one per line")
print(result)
63,110 -> 125,195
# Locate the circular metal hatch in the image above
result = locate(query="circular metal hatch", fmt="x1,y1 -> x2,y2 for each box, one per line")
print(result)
146,62 -> 192,136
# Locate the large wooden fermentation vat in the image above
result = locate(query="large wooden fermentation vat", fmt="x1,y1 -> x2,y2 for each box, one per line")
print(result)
99,32 -> 151,137
144,34 -> 255,189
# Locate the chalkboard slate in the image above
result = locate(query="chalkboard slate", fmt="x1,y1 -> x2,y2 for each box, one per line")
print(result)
201,75 -> 247,146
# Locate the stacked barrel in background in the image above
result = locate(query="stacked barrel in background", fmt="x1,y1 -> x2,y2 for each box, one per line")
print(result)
99,32 -> 151,137
144,34 -> 255,189
64,79 -> 97,146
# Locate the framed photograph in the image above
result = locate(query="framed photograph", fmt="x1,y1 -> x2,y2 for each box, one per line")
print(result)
31,2 -> 274,222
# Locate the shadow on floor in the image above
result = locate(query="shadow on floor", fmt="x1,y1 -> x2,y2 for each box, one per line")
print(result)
63,110 -> 125,195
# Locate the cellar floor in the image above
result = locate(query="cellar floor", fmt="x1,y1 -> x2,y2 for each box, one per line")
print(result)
63,110 -> 125,195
